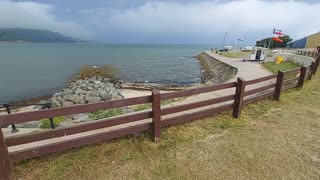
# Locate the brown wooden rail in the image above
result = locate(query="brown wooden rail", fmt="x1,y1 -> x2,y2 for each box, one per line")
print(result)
0,56 -> 319,179
297,50 -> 319,58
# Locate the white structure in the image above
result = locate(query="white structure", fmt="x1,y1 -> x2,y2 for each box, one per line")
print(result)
224,46 -> 233,50
250,47 -> 268,61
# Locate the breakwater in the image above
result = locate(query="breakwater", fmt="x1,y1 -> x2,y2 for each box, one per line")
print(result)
197,52 -> 237,84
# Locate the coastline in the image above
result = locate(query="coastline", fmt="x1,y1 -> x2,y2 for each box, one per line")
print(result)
1,50 -> 238,106
197,51 -> 237,84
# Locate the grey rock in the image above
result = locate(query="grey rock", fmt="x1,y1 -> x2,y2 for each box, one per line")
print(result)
67,95 -> 82,104
100,93 -> 112,101
63,101 -> 74,107
87,86 -> 94,90
75,88 -> 86,95
62,89 -> 73,96
85,97 -> 101,103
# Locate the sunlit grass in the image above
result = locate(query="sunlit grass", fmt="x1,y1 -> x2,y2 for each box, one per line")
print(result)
15,71 -> 320,180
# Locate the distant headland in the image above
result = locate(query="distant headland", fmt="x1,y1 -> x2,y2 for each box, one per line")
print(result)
0,28 -> 88,43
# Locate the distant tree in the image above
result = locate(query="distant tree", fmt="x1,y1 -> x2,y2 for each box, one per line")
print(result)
256,35 -> 293,48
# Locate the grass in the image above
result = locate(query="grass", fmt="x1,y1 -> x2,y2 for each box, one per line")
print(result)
220,51 -> 249,58
15,72 -> 320,180
89,108 -> 123,120
263,61 -> 300,74
40,117 -> 65,129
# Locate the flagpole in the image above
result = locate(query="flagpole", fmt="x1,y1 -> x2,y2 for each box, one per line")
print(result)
267,26 -> 274,49
234,32 -> 237,57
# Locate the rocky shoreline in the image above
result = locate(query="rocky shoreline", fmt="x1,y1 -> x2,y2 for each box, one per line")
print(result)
2,51 -> 237,107
51,77 -> 124,107
1,51 -> 240,132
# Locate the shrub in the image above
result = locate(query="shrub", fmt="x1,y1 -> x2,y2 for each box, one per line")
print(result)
70,65 -> 119,84
133,104 -> 152,111
89,108 -> 123,120
40,116 -> 65,129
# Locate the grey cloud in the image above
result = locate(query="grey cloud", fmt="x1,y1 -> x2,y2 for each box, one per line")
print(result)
0,1 -> 92,38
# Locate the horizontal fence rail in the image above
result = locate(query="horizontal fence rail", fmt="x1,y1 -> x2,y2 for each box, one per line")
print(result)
0,56 -> 319,179
160,82 -> 237,100
297,50 -> 319,58
245,74 -> 277,85
10,123 -> 152,162
5,111 -> 153,147
161,94 -> 235,116
0,96 -> 152,127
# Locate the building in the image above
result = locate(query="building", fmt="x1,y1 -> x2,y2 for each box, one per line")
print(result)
287,37 -> 307,49
287,31 -> 320,49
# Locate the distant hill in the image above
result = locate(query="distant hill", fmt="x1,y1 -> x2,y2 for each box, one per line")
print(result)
0,28 -> 87,43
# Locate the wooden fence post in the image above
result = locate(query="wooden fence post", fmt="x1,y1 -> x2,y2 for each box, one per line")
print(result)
308,51 -> 311,56
0,129 -> 13,180
308,62 -> 315,80
298,66 -> 307,88
314,57 -> 320,75
233,77 -> 246,118
274,71 -> 285,100
152,90 -> 161,142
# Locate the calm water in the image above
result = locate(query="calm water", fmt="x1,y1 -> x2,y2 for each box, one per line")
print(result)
0,44 -> 213,102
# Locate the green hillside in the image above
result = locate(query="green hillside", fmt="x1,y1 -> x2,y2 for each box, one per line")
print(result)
0,28 -> 86,43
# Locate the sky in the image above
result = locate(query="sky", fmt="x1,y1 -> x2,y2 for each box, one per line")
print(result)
0,0 -> 319,44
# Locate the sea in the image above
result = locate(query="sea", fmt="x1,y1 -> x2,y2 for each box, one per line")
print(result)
0,43 -> 214,103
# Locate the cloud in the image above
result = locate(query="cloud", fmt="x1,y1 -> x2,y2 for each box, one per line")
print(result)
91,0 -> 320,43
0,0 -> 91,38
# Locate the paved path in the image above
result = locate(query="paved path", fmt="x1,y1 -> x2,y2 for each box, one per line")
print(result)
205,50 -> 272,81
5,51 -> 275,153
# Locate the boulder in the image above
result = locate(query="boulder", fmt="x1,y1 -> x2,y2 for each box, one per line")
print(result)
67,95 -> 83,104
100,93 -> 112,101
51,77 -> 124,107
62,89 -> 73,96
85,96 -> 101,103
63,101 -> 74,107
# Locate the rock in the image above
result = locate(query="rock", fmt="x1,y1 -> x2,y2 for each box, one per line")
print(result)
85,97 -> 101,103
87,86 -> 94,90
51,77 -> 124,107
67,95 -> 83,104
62,89 -> 73,96
63,101 -> 74,107
100,93 -> 112,101
75,88 -> 86,95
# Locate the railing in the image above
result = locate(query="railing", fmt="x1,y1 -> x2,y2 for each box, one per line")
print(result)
0,57 -> 319,179
296,50 -> 319,58
0,102 -> 55,133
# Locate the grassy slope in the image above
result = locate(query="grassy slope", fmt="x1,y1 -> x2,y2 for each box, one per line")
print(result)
15,72 -> 320,180
220,51 -> 250,58
263,61 -> 300,74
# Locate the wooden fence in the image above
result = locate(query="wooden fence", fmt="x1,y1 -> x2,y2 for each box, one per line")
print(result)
297,50 -> 319,58
0,57 -> 319,179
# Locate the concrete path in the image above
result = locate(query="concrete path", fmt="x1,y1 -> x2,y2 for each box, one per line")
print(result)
205,50 -> 272,81
4,51 -> 275,153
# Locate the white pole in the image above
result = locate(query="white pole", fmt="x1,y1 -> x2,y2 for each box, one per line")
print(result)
234,32 -> 237,57
267,27 -> 274,50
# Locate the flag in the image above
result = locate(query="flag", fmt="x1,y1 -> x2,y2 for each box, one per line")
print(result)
273,28 -> 285,36
236,37 -> 246,41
